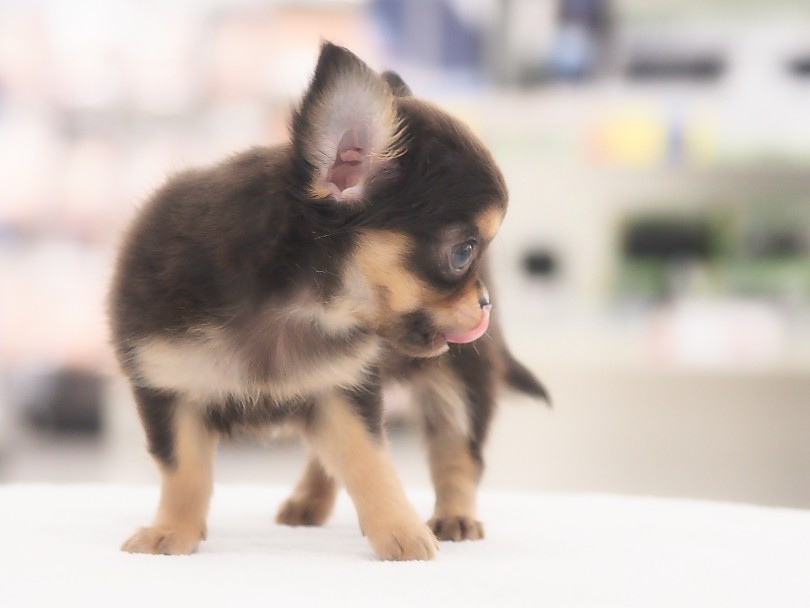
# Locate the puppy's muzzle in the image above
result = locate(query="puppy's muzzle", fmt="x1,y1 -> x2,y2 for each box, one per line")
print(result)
444,280 -> 492,344
476,279 -> 490,309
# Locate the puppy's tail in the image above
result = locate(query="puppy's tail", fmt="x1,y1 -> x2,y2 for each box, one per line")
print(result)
503,352 -> 551,406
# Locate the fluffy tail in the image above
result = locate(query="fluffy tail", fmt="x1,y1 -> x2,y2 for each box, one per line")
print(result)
503,353 -> 551,406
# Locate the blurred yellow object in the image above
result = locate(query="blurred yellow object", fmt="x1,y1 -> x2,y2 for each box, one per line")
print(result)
684,113 -> 717,167
592,105 -> 666,168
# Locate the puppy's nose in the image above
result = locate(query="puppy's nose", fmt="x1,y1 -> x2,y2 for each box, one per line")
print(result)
476,279 -> 490,308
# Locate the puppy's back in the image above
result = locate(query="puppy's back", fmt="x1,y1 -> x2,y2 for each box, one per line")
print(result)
109,146 -> 290,354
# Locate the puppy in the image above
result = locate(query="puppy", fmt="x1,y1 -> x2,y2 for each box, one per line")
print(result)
109,42 -> 546,561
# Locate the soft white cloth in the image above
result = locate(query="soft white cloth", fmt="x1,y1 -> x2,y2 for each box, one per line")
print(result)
1,485 -> 808,607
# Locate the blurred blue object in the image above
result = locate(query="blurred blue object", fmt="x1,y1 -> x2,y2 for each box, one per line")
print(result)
549,0 -> 611,80
372,0 -> 484,74
550,22 -> 596,79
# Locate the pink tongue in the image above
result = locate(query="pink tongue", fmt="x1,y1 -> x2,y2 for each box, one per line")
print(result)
443,305 -> 491,344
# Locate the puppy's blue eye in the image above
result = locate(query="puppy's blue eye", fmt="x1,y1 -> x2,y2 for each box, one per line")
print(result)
450,240 -> 475,272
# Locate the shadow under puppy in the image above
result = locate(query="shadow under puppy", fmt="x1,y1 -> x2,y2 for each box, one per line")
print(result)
110,42 -> 547,561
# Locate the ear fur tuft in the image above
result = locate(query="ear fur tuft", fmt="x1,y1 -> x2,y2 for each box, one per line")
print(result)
292,43 -> 404,203
381,71 -> 412,97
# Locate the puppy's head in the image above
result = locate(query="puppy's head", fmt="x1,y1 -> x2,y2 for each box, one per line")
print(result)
293,43 -> 506,358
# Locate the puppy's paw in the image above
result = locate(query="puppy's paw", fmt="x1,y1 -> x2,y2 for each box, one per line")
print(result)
276,497 -> 332,527
368,520 -> 439,561
121,525 -> 203,555
429,515 -> 484,541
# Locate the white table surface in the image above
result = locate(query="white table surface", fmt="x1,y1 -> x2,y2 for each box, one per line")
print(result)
1,485 -> 808,607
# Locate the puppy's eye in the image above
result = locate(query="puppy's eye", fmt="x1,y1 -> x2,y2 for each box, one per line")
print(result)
449,239 -> 476,273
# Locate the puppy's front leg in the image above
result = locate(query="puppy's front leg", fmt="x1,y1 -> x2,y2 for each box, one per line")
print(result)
425,433 -> 484,541
122,388 -> 217,555
306,387 -> 438,561
416,363 -> 489,541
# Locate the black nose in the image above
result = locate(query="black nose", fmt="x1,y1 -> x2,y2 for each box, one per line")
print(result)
476,279 -> 490,308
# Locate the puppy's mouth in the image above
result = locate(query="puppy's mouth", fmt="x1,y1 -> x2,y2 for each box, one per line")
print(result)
442,305 -> 491,344
386,306 -> 491,358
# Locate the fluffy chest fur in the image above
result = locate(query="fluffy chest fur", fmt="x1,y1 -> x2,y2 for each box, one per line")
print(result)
130,299 -> 381,406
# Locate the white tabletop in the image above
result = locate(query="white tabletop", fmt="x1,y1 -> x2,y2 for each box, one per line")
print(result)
1,485 -> 808,607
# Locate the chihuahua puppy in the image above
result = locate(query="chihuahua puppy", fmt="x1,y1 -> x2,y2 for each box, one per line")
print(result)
110,43 -> 546,561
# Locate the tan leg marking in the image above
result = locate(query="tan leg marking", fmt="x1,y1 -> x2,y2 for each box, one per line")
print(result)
308,395 -> 437,561
276,453 -> 338,527
122,407 -> 217,555
417,369 -> 485,541
426,436 -> 484,541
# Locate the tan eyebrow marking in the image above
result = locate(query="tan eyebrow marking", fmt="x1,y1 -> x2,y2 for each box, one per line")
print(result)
476,207 -> 504,241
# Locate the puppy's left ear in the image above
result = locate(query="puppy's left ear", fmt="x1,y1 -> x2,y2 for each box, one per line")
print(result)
292,43 -> 403,203
381,71 -> 412,97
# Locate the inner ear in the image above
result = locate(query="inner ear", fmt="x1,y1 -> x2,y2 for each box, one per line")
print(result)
292,42 -> 402,204
326,127 -> 371,197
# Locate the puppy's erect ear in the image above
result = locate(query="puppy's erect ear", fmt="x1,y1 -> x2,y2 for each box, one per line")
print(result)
381,71 -> 412,97
292,43 -> 403,203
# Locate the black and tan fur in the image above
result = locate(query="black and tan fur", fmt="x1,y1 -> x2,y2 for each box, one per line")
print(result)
110,43 -> 546,561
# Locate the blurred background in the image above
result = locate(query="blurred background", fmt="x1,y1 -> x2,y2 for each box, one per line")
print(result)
2,0 -> 809,509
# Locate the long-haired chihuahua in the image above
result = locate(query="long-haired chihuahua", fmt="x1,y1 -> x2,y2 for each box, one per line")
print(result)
110,42 -> 546,561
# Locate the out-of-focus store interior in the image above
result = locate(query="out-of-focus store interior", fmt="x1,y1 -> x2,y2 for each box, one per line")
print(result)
1,0 -> 809,508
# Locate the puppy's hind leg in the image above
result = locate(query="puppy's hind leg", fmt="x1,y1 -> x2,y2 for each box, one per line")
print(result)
122,387 -> 217,555
276,453 -> 338,527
